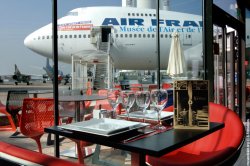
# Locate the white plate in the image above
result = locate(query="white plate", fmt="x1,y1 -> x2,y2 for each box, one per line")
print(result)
59,118 -> 149,137
119,110 -> 174,120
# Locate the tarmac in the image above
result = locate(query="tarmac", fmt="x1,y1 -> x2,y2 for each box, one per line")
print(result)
0,82 -> 248,166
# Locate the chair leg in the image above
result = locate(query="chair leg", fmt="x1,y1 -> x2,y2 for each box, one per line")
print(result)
10,130 -> 27,138
9,113 -> 26,138
35,139 -> 43,153
76,141 -> 84,164
7,114 -> 16,131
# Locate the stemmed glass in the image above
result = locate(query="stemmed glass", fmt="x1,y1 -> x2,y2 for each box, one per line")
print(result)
150,89 -> 168,130
107,89 -> 122,117
121,90 -> 135,120
135,91 -> 150,122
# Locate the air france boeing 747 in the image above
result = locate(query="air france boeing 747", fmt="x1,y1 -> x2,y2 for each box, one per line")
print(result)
24,6 -> 250,70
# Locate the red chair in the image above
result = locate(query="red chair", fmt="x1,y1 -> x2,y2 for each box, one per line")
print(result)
148,84 -> 158,92
6,90 -> 29,137
162,83 -> 172,89
162,105 -> 174,112
114,84 -> 122,90
19,98 -> 55,153
0,141 -> 83,166
0,101 -> 16,131
146,102 -> 245,166
130,83 -> 143,92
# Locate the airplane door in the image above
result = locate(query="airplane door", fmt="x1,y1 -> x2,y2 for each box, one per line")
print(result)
101,27 -> 111,42
182,33 -> 192,46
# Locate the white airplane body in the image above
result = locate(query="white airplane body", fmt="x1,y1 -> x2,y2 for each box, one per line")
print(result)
24,6 -> 250,70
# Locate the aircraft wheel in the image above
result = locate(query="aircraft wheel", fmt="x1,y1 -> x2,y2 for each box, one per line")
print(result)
15,82 -> 18,85
27,82 -> 30,85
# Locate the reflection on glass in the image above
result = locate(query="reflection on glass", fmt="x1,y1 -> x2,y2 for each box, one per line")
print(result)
213,0 -> 240,20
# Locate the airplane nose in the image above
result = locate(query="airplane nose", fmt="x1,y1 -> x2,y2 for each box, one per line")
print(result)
24,34 -> 33,49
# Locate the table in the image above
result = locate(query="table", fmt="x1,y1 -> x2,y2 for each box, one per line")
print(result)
59,94 -> 107,122
28,90 -> 53,98
58,94 -> 107,158
45,122 -> 224,166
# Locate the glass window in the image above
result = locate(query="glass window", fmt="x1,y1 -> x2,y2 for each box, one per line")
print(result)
65,35 -> 67,38
132,13 -> 135,16
143,34 -> 146,38
128,13 -> 130,16
129,34 -> 132,38
60,35 -> 63,38
245,9 -> 250,118
149,14 -> 152,17
138,34 -> 142,38
69,35 -> 72,38
145,13 -> 148,16
213,0 -> 240,20
120,34 -> 123,38
125,34 -> 128,38
165,34 -> 168,38
116,34 -> 118,38
83,34 -> 86,38
136,13 -> 139,16
134,34 -> 137,38
74,35 -> 77,38
88,35 -> 90,38
78,34 -> 81,38
147,34 -> 150,38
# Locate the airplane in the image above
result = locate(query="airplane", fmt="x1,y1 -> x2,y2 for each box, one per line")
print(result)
23,5 -> 250,73
43,58 -> 71,85
12,64 -> 32,85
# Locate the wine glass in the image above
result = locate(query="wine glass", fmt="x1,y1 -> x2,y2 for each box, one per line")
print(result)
135,91 -> 150,122
150,89 -> 168,130
107,89 -> 121,117
121,90 -> 135,120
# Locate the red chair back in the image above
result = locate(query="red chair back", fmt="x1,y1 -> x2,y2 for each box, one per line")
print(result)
163,105 -> 174,112
114,84 -> 122,90
162,83 -> 172,89
130,83 -> 143,92
148,84 -> 158,92
20,98 -> 55,153
147,102 -> 245,166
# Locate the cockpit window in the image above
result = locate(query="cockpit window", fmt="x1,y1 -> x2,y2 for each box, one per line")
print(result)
67,11 -> 78,16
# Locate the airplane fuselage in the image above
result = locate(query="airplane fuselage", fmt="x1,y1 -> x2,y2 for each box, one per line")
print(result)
24,6 -> 250,70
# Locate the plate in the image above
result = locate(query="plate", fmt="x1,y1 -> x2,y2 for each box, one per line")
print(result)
59,118 -> 149,137
119,110 -> 174,120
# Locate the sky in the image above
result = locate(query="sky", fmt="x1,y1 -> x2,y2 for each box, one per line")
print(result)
0,0 -> 242,76
0,0 -> 121,75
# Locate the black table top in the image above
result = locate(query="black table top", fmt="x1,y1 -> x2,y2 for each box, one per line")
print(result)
45,122 -> 224,157
59,94 -> 107,102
